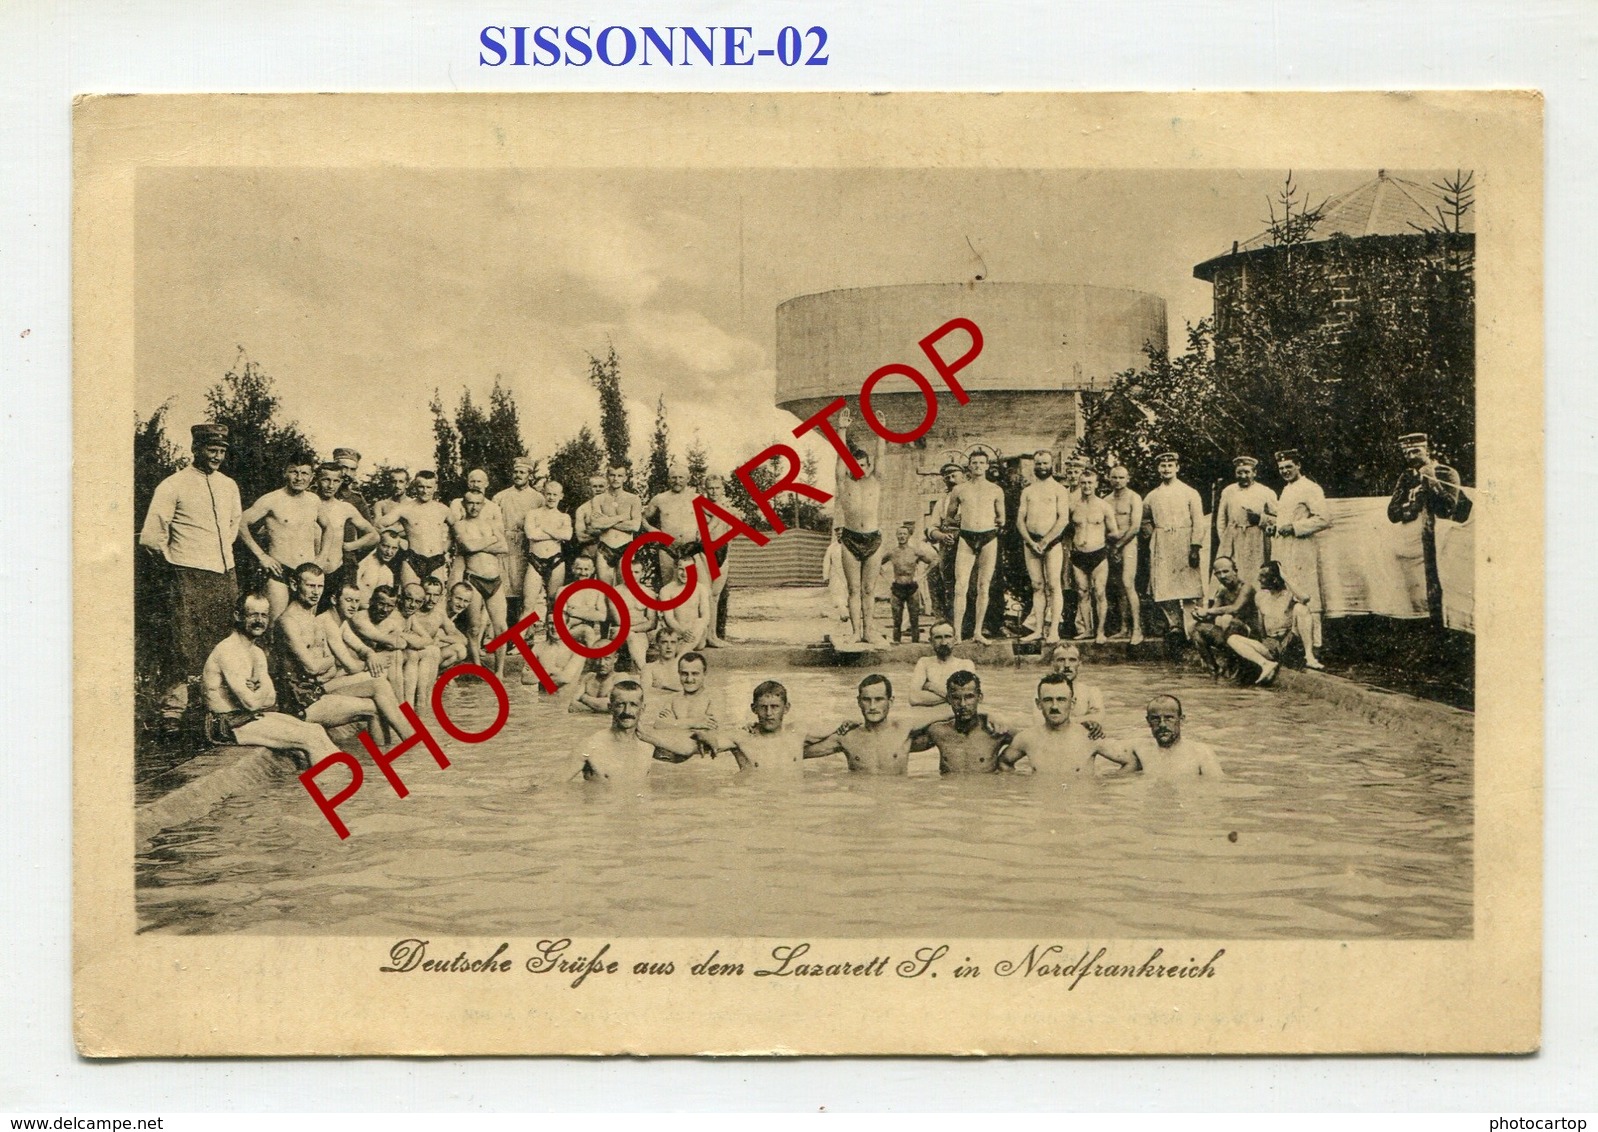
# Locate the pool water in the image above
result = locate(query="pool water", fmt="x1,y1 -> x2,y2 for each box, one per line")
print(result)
135,662 -> 1473,939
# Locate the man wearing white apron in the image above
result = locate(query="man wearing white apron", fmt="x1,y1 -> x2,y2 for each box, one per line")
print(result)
1267,448 -> 1330,650
1139,451 -> 1206,641
1216,455 -> 1277,586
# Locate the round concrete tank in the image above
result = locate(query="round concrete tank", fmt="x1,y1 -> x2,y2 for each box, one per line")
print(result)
775,282 -> 1167,535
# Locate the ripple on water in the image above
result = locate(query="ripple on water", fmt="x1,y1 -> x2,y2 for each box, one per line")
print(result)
136,663 -> 1473,939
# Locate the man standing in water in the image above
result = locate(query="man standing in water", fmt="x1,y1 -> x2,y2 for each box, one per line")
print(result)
1216,455 -> 1276,586
804,674 -> 920,775
1046,641 -> 1105,738
708,681 -> 839,775
236,453 -> 323,620
1016,449 -> 1071,644
1093,694 -> 1224,778
1266,448 -> 1330,654
908,621 -> 976,707
1068,467 -> 1122,644
1104,464 -> 1144,644
566,681 -> 695,783
1140,451 -> 1206,644
947,448 -> 1006,644
908,670 -> 1015,775
649,651 -> 720,759
1000,673 -> 1097,779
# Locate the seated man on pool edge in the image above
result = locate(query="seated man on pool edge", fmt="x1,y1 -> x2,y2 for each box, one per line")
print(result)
1092,693 -> 1224,778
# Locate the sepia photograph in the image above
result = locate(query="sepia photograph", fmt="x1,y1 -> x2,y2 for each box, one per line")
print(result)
74,92 -> 1540,1055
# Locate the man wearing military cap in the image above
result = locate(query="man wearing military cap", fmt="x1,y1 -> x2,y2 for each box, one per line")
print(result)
138,423 -> 243,726
1216,455 -> 1278,586
1387,432 -> 1469,624
1139,450 -> 1207,643
327,447 -> 376,605
1265,448 -> 1330,652
922,459 -> 965,623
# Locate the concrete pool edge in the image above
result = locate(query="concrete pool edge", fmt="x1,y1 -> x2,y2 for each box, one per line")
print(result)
134,645 -> 1471,846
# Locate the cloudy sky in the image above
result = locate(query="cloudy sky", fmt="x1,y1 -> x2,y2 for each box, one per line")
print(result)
135,166 -> 1407,481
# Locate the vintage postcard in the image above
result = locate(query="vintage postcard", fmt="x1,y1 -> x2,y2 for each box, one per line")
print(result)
74,92 -> 1541,1055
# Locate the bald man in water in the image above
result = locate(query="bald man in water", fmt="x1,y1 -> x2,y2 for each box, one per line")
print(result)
1093,694 -> 1224,778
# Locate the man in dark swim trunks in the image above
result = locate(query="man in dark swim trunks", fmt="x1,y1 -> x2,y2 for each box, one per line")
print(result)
524,477 -> 572,621
454,490 -> 509,677
882,525 -> 936,643
946,448 -> 1006,644
390,469 -> 452,587
832,409 -> 886,645
1068,467 -> 1122,644
701,474 -> 734,646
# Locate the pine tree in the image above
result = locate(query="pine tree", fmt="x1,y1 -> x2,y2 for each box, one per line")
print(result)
203,349 -> 317,511
547,426 -> 606,510
685,432 -> 709,487
645,394 -> 672,499
484,377 -> 530,489
588,345 -> 630,468
454,389 -> 491,493
429,389 -> 462,495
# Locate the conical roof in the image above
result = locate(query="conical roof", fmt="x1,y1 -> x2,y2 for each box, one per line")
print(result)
1234,171 -> 1472,253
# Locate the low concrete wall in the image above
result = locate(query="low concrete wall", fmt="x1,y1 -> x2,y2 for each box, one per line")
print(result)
135,746 -> 295,848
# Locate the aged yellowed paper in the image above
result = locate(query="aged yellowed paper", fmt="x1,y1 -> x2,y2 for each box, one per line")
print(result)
75,91 -> 1541,1054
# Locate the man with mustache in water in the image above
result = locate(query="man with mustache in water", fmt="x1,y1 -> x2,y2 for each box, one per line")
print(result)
907,670 -> 1016,775
1092,694 -> 1224,778
1000,673 -> 1097,779
566,681 -> 696,783
804,673 -> 929,775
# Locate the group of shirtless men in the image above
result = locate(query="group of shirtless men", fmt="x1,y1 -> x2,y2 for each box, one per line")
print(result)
173,441 -> 745,768
569,622 -> 1223,784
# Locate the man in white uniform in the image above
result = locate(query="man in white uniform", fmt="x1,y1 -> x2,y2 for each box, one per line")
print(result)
1216,455 -> 1277,586
138,422 -> 243,725
1267,448 -> 1330,650
1139,451 -> 1206,641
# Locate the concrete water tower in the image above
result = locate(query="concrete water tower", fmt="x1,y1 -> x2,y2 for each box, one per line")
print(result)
774,282 -> 1167,533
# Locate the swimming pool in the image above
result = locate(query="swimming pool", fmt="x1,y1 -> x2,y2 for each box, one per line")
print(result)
135,661 -> 1473,939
